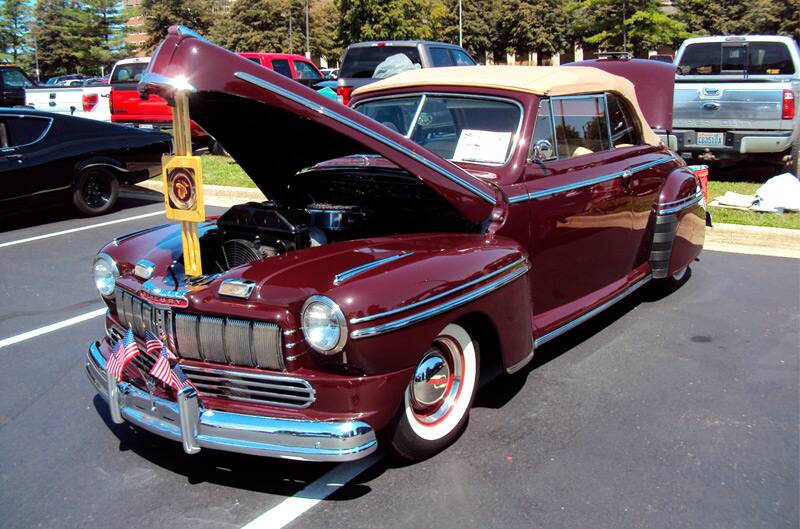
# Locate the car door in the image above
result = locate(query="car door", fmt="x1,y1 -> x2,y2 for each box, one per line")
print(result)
522,95 -> 640,334
1,68 -> 35,107
0,114 -> 56,202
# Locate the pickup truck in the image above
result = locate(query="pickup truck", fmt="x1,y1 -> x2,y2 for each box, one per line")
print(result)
25,84 -> 111,121
109,57 -> 209,147
336,40 -> 476,105
672,35 -> 800,168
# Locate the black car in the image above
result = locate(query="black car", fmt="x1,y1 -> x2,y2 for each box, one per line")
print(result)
0,109 -> 171,216
1,65 -> 36,107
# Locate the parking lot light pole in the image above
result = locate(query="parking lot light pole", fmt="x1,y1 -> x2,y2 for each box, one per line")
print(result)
458,0 -> 462,48
305,0 -> 310,58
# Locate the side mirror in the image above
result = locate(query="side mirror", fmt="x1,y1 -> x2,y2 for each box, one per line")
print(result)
532,139 -> 554,161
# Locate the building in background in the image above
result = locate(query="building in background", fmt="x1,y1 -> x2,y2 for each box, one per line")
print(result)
123,0 -> 147,55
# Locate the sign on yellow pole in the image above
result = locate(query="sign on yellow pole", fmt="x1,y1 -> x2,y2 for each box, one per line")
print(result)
162,90 -> 204,276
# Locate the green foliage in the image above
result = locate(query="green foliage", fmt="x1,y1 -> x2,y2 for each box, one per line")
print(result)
675,0 -> 799,41
0,0 -> 31,63
569,0 -> 688,56
210,0 -> 297,52
497,0 -> 569,58
310,0 -> 343,61
337,0 -> 445,43
141,0 -> 218,53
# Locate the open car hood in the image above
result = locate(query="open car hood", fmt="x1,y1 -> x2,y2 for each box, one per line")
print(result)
140,26 -> 501,226
566,58 -> 676,132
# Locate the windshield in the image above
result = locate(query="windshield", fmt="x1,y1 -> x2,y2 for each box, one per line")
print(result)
110,62 -> 149,84
341,46 -> 422,78
355,95 -> 521,165
678,42 -> 795,75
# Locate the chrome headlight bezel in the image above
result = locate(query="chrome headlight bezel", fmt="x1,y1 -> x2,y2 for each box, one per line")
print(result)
93,252 -> 119,298
301,295 -> 347,354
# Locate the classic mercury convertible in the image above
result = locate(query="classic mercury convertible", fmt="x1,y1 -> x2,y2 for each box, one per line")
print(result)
86,27 -> 705,462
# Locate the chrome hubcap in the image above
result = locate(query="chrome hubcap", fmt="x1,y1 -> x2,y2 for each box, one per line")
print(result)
409,337 -> 463,425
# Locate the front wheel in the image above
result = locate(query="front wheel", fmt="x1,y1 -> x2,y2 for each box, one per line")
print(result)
387,323 -> 480,461
71,166 -> 119,216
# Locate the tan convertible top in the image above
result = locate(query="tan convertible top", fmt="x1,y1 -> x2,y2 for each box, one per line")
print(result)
353,66 -> 661,146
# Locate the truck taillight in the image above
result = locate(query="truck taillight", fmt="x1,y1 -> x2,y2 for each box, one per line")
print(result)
782,89 -> 795,120
336,86 -> 353,105
82,93 -> 99,112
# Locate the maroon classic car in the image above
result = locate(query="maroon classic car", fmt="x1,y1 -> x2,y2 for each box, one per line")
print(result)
85,26 -> 705,462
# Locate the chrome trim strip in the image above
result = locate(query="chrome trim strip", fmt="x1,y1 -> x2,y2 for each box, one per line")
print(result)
0,115 -> 54,150
659,190 -> 704,207
533,274 -> 651,348
351,260 -> 529,339
508,157 -> 675,203
139,72 -> 196,93
350,257 -> 528,325
218,278 -> 256,299
506,346 -> 534,374
235,71 -> 497,205
334,251 -> 414,285
134,259 -> 156,280
659,194 -> 704,215
86,343 -> 376,462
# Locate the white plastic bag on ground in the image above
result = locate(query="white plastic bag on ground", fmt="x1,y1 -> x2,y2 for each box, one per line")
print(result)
373,53 -> 421,79
756,173 -> 800,212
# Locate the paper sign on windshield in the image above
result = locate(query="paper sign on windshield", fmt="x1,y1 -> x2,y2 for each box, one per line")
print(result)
452,129 -> 512,164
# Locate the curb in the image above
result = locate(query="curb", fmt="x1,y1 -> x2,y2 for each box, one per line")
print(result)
136,181 -> 799,259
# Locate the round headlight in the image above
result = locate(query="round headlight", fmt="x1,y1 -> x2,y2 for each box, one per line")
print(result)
93,253 -> 118,297
301,295 -> 347,354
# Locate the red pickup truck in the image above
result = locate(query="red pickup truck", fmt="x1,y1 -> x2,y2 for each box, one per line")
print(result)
109,57 -> 210,147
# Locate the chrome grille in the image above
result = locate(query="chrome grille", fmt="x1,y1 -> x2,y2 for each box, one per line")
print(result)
115,289 -> 174,344
181,365 -> 314,408
126,349 -> 313,408
174,313 -> 284,370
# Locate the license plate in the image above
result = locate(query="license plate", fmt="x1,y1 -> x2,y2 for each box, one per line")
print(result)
138,124 -> 154,130
696,132 -> 723,146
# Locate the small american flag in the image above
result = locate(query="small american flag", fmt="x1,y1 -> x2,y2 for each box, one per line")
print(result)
106,328 -> 139,382
149,347 -> 194,392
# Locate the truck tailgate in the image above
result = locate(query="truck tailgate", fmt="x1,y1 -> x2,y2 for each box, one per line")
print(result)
673,82 -> 787,130
25,87 -> 84,114
111,83 -> 171,122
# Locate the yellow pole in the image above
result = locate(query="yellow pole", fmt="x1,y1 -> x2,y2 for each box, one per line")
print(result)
172,91 -> 203,276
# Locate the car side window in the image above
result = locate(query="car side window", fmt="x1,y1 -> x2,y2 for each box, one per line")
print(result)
530,99 -> 556,160
1,116 -> 51,148
605,94 -> 639,147
551,96 -> 610,158
294,60 -> 322,79
450,49 -> 475,66
272,60 -> 292,78
430,47 -> 453,67
2,69 -> 34,88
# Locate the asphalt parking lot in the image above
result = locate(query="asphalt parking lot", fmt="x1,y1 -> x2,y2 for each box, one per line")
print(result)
0,190 -> 798,529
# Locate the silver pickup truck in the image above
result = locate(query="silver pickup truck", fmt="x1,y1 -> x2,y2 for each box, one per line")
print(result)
673,35 -> 799,168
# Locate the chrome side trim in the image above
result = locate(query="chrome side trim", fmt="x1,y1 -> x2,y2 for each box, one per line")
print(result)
508,157 -> 675,203
351,260 -> 529,339
334,251 -> 414,285
658,192 -> 704,214
506,345 -> 534,374
0,114 -> 54,150
235,71 -> 497,205
134,259 -> 156,280
218,278 -> 256,299
533,274 -> 651,348
350,257 -> 528,325
139,72 -> 196,93
86,343 -> 376,462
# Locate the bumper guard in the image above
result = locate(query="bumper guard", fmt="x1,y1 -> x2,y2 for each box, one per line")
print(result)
86,342 -> 378,462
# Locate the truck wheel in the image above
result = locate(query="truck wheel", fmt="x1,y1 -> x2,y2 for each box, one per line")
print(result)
71,166 -> 119,216
387,323 -> 480,461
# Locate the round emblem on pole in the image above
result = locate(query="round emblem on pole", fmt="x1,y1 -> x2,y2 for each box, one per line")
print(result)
167,167 -> 196,210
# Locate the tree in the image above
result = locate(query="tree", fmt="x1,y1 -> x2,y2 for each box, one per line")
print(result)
1,0 -> 31,63
675,0 -> 799,43
337,0 -> 442,43
31,0 -> 76,77
496,0 -> 569,60
309,0 -> 342,63
568,0 -> 688,56
210,0 -> 296,52
141,0 -> 217,52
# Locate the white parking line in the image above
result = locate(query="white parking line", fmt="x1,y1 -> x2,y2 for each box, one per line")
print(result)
0,308 -> 106,349
0,210 -> 164,249
240,452 -> 382,529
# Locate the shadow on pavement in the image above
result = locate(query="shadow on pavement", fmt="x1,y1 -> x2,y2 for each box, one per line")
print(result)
0,186 -> 162,233
92,395 -> 379,499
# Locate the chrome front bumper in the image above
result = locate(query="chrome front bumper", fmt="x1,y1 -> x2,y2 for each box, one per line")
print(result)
85,342 -> 378,462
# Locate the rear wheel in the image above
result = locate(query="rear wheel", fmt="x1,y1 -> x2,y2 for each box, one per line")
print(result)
652,265 -> 690,295
387,323 -> 480,461
71,166 -> 119,216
